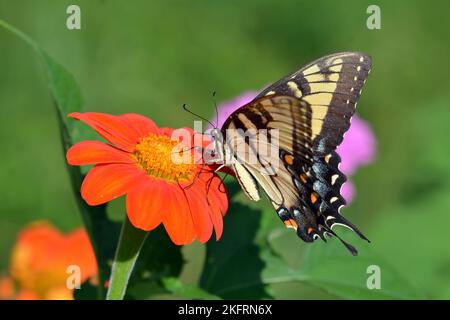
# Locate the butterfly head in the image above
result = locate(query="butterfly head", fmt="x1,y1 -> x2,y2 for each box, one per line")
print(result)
202,127 -> 226,166
209,127 -> 221,141
208,127 -> 221,151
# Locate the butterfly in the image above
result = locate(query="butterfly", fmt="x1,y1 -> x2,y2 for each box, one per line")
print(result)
208,52 -> 372,255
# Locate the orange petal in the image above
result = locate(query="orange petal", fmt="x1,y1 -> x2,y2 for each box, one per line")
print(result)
69,112 -> 141,152
67,141 -> 134,165
126,177 -> 166,231
163,186 -> 196,245
65,228 -> 98,282
208,198 -> 227,240
81,163 -> 144,205
0,276 -> 15,299
158,127 -> 174,137
120,114 -> 158,138
184,185 -> 213,243
209,201 -> 224,240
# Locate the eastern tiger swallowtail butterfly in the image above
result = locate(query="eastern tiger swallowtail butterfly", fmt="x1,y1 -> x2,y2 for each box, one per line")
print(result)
209,52 -> 371,255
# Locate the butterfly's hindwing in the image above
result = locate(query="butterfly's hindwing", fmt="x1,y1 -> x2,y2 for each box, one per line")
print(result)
278,150 -> 367,254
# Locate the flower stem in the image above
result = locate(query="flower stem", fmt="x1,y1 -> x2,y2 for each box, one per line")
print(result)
106,216 -> 148,300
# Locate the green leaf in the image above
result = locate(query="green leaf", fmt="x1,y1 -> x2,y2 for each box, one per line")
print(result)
199,181 -> 301,299
124,228 -> 190,299
162,277 -> 222,300
131,226 -> 183,281
200,181 -> 423,299
295,235 -> 424,299
73,279 -> 99,300
266,210 -> 424,299
125,281 -> 169,299
126,225 -> 184,299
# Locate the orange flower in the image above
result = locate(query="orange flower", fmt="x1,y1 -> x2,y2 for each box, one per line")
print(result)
66,112 -> 228,245
0,276 -> 14,300
8,221 -> 97,300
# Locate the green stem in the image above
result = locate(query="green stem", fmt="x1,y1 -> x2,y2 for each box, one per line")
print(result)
106,217 -> 148,300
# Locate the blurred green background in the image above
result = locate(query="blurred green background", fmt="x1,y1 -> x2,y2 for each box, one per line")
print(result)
1,0 -> 450,299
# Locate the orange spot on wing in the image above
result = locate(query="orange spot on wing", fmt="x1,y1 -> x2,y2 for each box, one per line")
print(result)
307,227 -> 315,234
310,192 -> 318,204
284,154 -> 294,165
300,173 -> 308,184
284,219 -> 298,229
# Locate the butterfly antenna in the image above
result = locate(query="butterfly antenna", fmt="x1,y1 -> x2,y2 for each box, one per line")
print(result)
182,103 -> 216,128
183,103 -> 215,128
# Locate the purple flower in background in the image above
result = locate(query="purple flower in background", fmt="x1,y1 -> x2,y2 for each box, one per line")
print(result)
213,91 -> 376,203
337,116 -> 377,176
340,181 -> 356,204
336,115 -> 377,202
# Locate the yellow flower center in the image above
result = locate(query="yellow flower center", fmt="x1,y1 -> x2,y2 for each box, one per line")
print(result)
134,133 -> 196,183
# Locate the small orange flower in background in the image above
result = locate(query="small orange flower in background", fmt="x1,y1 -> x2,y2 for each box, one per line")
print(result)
66,113 -> 228,245
1,221 -> 97,300
0,276 -> 14,300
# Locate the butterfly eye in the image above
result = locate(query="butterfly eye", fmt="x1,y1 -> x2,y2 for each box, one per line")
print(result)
211,128 -> 221,139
